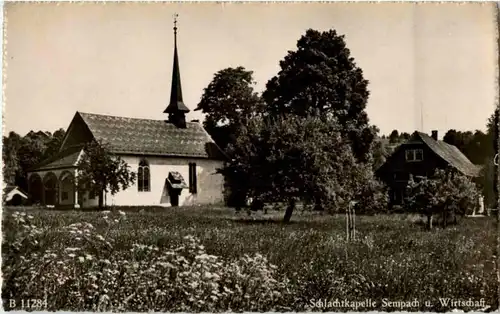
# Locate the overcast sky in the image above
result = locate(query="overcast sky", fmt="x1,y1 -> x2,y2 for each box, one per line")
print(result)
3,2 -> 498,138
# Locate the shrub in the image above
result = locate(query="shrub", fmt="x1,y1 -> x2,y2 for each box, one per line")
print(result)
405,169 -> 480,229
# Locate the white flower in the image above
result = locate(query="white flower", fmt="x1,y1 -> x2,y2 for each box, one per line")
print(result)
78,256 -> 85,263
118,210 -> 126,216
68,253 -> 76,258
95,235 -> 105,241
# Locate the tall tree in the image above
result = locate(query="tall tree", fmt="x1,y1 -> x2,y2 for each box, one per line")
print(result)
15,131 -> 50,191
371,139 -> 388,171
389,130 -> 399,143
43,128 -> 66,159
400,132 -> 411,140
76,140 -> 136,208
195,66 -> 264,151
262,29 -> 373,162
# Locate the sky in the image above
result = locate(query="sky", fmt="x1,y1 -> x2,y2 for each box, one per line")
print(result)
2,2 -> 498,138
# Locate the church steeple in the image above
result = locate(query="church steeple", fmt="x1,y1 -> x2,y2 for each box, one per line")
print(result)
164,14 -> 190,128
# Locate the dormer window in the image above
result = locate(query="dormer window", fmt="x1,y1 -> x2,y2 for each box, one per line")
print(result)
406,149 -> 423,162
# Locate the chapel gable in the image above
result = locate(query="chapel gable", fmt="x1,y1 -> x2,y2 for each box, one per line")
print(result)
58,113 -> 94,152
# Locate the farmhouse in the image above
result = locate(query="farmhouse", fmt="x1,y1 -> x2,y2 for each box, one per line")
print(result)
27,21 -> 226,208
376,130 -> 482,207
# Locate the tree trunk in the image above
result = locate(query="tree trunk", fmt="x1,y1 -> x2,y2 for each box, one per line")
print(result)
98,190 -> 104,209
283,198 -> 296,223
426,214 -> 433,230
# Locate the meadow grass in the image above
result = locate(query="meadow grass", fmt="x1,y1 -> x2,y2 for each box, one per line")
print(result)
2,206 -> 497,312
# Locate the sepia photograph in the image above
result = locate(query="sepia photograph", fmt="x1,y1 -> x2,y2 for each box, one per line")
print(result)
2,1 -> 499,312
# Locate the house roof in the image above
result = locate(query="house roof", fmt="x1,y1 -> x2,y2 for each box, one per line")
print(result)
3,185 -> 28,200
78,112 -> 225,159
377,131 -> 482,178
415,132 -> 482,177
28,146 -> 83,172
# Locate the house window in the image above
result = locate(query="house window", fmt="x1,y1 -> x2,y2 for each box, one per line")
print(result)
61,191 -> 68,201
138,159 -> 151,192
405,149 -> 423,162
189,163 -> 197,194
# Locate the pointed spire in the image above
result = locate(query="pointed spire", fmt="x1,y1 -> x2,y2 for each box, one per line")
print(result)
165,13 -> 189,127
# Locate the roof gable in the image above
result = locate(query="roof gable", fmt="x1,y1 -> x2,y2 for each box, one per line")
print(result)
59,113 -> 94,152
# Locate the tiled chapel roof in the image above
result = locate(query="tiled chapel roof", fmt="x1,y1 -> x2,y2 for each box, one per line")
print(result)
78,112 -> 226,160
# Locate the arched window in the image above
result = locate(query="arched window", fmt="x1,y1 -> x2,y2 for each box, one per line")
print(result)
138,159 -> 150,192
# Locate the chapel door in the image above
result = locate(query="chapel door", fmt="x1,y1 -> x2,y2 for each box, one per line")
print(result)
170,189 -> 180,206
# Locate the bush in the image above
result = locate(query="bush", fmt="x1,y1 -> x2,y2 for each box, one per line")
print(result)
405,169 -> 480,229
352,165 -> 389,215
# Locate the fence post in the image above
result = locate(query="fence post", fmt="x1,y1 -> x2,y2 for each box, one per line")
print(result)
346,205 -> 350,241
346,201 -> 358,241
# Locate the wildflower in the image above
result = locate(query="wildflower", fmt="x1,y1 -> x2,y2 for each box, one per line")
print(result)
118,210 -> 126,216
78,256 -> 85,263
95,235 -> 105,241
68,253 -> 76,258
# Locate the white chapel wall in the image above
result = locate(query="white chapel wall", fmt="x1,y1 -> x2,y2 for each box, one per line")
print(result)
105,155 -> 225,207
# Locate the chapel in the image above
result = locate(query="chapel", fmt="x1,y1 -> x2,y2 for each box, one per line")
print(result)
27,17 -> 226,208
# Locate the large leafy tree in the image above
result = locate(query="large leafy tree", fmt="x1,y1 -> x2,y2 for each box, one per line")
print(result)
3,128 -> 67,190
225,114 -> 377,222
195,66 -> 264,151
262,29 -> 373,162
11,131 -> 51,191
76,140 -> 136,208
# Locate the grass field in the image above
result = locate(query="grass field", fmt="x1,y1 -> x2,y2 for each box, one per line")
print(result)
2,206 -> 498,312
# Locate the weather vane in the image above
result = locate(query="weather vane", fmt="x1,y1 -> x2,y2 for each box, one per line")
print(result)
173,13 -> 178,31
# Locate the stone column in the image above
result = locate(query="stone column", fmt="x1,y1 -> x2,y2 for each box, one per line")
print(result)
74,171 -> 80,209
